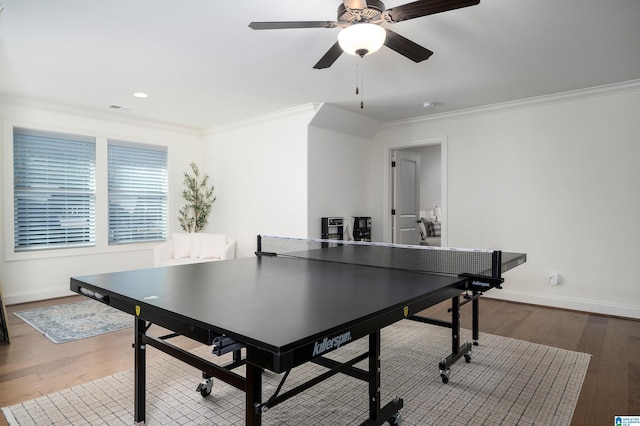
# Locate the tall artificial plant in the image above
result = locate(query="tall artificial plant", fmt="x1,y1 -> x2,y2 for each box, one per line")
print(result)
178,162 -> 216,233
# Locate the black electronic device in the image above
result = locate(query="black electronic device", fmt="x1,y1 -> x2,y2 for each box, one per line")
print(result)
353,216 -> 371,241
321,217 -> 344,240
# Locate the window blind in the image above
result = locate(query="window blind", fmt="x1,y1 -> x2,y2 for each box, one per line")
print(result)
13,129 -> 96,251
108,142 -> 168,244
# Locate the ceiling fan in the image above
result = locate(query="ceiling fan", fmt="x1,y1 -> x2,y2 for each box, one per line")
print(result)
249,0 -> 480,69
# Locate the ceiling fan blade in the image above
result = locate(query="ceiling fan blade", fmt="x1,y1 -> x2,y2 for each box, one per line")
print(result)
343,0 -> 368,10
384,29 -> 433,62
313,41 -> 344,69
385,0 -> 480,23
249,21 -> 338,30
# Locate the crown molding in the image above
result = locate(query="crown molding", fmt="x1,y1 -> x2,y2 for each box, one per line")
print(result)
203,103 -> 320,136
382,79 -> 640,129
0,94 -> 202,137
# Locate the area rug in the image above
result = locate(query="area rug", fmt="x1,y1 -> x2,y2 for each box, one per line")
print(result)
1,320 -> 590,425
13,299 -> 132,344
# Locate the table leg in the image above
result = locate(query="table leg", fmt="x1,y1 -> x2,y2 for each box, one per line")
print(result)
363,331 -> 404,425
134,317 -> 146,424
472,290 -> 480,345
451,295 -> 460,355
368,331 -> 381,420
246,362 -> 263,426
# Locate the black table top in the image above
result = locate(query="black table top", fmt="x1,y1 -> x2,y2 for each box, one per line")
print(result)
71,249 -> 525,366
71,256 -> 464,348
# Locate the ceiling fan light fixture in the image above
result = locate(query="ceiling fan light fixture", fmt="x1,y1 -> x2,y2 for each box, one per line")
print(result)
338,23 -> 386,58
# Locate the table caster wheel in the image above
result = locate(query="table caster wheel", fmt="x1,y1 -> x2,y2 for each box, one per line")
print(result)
439,367 -> 450,384
464,354 -> 471,363
196,378 -> 213,397
389,412 -> 403,425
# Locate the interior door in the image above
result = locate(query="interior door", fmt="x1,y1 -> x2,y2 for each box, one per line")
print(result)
392,150 -> 420,245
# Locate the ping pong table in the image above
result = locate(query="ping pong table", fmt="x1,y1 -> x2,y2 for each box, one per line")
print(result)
70,235 -> 526,425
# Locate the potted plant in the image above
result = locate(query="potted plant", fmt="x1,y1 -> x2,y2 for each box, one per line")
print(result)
178,162 -> 216,233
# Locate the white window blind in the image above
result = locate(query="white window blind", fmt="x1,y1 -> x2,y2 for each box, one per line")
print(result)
108,141 -> 168,244
13,129 -> 96,251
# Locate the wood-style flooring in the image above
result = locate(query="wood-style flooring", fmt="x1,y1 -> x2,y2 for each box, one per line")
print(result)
0,295 -> 638,425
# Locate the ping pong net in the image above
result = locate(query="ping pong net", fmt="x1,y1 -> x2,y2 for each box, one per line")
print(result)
257,235 -> 504,281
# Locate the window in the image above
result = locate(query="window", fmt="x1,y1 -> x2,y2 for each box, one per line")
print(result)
12,128 -> 169,254
108,141 -> 168,244
13,129 -> 96,251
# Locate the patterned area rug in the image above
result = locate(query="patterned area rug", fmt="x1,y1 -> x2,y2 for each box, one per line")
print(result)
1,320 -> 590,425
13,300 -> 132,344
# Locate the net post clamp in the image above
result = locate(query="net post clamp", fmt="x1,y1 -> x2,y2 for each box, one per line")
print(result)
255,251 -> 277,257
458,273 -> 504,288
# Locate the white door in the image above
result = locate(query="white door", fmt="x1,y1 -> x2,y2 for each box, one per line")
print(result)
391,150 -> 420,245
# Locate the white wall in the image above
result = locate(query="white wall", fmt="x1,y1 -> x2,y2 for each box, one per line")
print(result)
202,105 -> 317,258
308,104 -> 379,240
0,99 -> 202,304
201,102 -> 381,254
4,86 -> 638,320
374,86 -> 640,318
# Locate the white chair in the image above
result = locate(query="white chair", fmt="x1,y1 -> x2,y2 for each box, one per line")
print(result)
153,233 -> 236,267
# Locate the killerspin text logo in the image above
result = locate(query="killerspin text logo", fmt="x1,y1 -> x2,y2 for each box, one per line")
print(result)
312,331 -> 352,356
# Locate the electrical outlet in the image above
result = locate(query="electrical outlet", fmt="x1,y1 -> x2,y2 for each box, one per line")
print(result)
549,271 -> 559,286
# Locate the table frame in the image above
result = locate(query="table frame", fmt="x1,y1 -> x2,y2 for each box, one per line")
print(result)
128,284 -> 463,425
71,249 -> 525,425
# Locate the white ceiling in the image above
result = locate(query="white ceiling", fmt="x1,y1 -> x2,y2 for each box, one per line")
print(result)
1,0 -> 639,130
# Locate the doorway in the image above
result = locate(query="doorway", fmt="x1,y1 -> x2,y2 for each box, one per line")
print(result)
391,149 -> 421,245
383,137 -> 447,245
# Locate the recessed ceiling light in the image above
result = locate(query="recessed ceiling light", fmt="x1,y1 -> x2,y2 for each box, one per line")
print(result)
132,92 -> 149,99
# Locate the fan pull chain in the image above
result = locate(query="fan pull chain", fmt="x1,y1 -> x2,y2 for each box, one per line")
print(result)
355,61 -> 365,109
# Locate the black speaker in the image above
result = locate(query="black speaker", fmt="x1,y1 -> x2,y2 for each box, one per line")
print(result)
352,217 -> 371,241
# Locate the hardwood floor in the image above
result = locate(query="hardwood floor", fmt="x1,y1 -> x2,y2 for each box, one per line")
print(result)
1,295 -> 638,425
0,295 -> 201,425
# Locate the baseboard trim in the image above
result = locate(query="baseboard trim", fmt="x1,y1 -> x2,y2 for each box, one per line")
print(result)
485,289 -> 640,320
4,287 -> 74,306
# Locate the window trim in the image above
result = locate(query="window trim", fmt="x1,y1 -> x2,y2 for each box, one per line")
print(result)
3,122 -> 170,262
